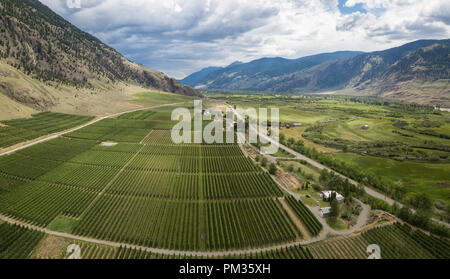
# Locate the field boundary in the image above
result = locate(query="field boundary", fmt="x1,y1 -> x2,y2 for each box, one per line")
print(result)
0,211 -> 380,257
0,102 -> 188,158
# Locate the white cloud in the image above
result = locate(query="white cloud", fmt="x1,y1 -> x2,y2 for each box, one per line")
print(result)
39,0 -> 450,78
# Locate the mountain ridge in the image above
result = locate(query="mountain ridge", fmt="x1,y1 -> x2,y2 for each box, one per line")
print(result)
0,0 -> 201,114
182,39 -> 449,106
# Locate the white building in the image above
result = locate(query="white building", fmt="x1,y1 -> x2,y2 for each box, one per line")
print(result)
319,207 -> 332,217
293,123 -> 303,127
320,190 -> 344,204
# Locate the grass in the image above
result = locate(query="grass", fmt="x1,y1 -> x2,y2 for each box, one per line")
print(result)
281,127 -> 337,153
211,93 -> 450,208
326,217 -> 350,231
300,196 -> 318,207
130,91 -> 197,107
47,216 -> 80,234
280,161 -> 321,182
272,149 -> 295,158
334,152 -> 450,203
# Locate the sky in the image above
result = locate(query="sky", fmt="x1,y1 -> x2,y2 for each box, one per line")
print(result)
40,0 -> 450,79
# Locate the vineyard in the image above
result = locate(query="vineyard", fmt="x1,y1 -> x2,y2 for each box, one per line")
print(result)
307,223 -> 450,259
0,112 -> 93,148
284,196 -> 323,236
0,107 -> 448,259
0,223 -> 44,259
1,221 -> 449,259
0,107 -> 326,254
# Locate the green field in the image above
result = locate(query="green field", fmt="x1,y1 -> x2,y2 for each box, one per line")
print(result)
1,94 -> 449,259
0,112 -> 93,148
333,153 -> 450,202
0,104 -> 322,253
8,221 -> 449,259
130,91 -> 196,107
207,93 -> 450,213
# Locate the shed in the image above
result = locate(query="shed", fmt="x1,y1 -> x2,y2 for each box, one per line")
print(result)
320,190 -> 344,204
319,207 -> 332,217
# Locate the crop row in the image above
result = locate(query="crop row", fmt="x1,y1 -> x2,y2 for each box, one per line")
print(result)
0,181 -> 96,226
71,244 -> 314,259
361,223 -> 449,259
106,170 -> 282,200
0,137 -> 98,179
203,199 -> 300,250
69,151 -> 134,167
202,172 -> 283,199
141,130 -> 174,144
308,234 -> 370,259
284,196 -> 323,236
0,112 -> 93,148
67,126 -> 149,143
127,154 -> 257,173
107,170 -> 199,199
73,195 -> 203,250
39,163 -> 120,192
87,118 -> 176,130
0,223 -> 44,259
72,196 -> 299,251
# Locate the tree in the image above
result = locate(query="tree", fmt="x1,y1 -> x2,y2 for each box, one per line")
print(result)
287,164 -> 294,172
410,193 -> 432,211
269,163 -> 277,175
398,206 -> 412,222
329,191 -> 337,203
296,140 -> 304,146
255,155 -> 260,162
330,199 -> 339,218
261,157 -> 268,167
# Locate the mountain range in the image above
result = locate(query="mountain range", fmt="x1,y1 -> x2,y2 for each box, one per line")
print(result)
181,40 -> 450,106
0,0 -> 200,118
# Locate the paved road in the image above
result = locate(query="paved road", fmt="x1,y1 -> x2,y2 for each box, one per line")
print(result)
230,106 -> 449,228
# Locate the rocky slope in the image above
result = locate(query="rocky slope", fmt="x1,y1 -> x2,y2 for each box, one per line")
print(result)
183,40 -> 449,106
0,0 -> 200,112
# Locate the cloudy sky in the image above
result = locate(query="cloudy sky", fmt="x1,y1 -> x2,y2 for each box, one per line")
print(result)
40,0 -> 450,79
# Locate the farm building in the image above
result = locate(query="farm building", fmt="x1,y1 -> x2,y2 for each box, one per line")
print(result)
293,123 -> 303,127
320,191 -> 344,204
319,207 -> 332,217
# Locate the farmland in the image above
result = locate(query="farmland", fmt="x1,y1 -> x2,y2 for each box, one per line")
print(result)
0,94 -> 449,260
5,221 -> 449,259
0,112 -> 93,149
207,93 -> 450,219
0,104 -> 323,254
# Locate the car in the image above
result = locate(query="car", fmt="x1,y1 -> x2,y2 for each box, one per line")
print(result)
305,194 -> 311,198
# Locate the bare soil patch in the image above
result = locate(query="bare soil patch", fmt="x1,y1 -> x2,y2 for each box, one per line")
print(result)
30,235 -> 69,259
275,167 -> 302,190
101,141 -> 118,147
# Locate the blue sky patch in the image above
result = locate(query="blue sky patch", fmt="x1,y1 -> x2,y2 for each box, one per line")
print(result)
338,0 -> 366,14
